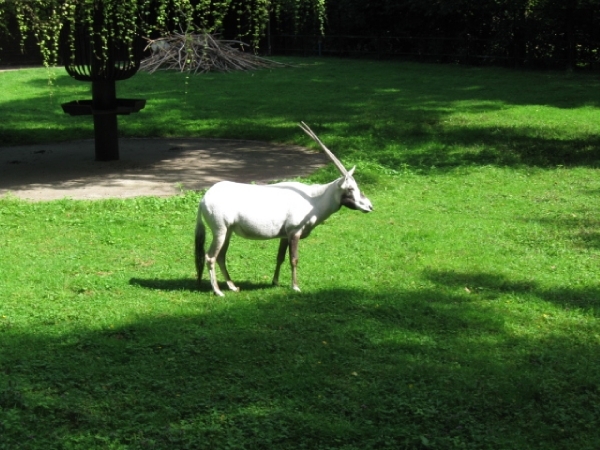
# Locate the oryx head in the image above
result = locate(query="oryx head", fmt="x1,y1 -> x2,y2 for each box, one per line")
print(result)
299,122 -> 374,213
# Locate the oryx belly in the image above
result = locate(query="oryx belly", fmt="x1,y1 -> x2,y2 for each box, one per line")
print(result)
201,181 -> 316,240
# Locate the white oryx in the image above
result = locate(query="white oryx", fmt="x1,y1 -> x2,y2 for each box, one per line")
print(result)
195,122 -> 373,296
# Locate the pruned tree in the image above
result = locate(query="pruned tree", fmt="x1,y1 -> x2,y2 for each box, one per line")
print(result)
140,32 -> 288,74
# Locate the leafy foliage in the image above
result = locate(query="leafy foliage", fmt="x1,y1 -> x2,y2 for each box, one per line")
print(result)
1,0 -> 327,67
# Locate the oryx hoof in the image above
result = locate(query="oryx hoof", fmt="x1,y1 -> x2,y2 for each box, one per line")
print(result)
292,285 -> 301,293
226,281 -> 240,292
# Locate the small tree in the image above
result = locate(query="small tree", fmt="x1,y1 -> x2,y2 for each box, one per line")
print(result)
1,1 -> 326,161
1,0 -> 327,67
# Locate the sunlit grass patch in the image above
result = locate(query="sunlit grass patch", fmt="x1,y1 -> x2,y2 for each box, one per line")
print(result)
1,60 -> 600,449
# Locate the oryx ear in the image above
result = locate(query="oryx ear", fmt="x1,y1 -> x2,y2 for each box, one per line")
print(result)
341,166 -> 357,188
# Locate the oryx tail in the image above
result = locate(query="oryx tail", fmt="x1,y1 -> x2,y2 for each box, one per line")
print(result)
194,217 -> 206,284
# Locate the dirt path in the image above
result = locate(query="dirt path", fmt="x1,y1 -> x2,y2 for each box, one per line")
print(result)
0,138 -> 328,201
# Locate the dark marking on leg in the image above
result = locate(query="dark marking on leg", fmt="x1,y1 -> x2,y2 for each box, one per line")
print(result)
273,238 -> 288,286
289,235 -> 300,291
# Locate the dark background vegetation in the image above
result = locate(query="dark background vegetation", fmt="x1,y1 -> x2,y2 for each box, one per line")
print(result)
2,0 -> 599,70
273,0 -> 600,69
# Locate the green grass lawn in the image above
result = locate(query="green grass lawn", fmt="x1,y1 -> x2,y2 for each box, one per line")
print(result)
1,59 -> 600,449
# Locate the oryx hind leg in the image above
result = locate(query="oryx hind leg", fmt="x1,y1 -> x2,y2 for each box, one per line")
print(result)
216,234 -> 239,292
272,238 -> 288,286
205,228 -> 229,297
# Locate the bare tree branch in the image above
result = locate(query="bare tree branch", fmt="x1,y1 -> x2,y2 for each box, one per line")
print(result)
140,32 -> 287,74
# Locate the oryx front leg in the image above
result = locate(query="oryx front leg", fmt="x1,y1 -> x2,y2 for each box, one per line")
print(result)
272,238 -> 288,286
289,234 -> 301,292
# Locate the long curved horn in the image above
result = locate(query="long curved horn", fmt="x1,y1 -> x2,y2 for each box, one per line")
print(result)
299,122 -> 348,176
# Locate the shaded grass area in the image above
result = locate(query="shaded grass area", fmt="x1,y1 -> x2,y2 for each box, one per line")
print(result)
1,59 -> 600,169
1,166 -> 600,448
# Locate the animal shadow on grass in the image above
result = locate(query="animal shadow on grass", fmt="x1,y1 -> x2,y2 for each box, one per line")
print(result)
129,277 -> 273,293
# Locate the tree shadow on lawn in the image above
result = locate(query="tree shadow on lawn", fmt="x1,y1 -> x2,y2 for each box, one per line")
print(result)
425,268 -> 600,313
1,282 -> 598,448
531,212 -> 600,251
365,124 -> 600,170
